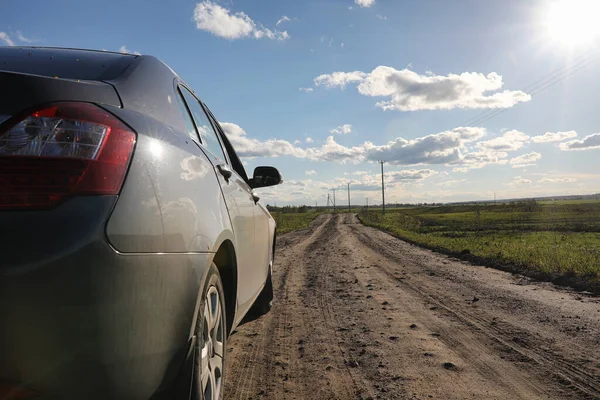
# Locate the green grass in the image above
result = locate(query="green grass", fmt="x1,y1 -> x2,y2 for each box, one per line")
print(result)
271,211 -> 324,234
358,201 -> 600,281
537,199 -> 600,205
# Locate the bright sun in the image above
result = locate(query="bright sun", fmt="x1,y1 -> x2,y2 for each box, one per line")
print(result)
544,0 -> 600,47
544,0 -> 600,46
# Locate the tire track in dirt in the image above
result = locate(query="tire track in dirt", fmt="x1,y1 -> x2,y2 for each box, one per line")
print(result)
226,214 -> 600,399
348,216 -> 600,399
227,214 -> 357,399
225,214 -> 332,400
301,214 -> 374,399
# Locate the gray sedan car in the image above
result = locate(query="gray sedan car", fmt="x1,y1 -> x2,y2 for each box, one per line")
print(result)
0,47 -> 280,400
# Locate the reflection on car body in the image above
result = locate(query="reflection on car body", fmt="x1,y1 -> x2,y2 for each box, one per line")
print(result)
0,46 -> 281,400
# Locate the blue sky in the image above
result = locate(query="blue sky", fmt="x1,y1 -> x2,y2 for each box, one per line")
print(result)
2,0 -> 600,205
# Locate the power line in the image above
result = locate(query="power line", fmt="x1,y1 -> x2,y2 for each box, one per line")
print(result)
468,57 -> 597,128
459,51 -> 597,127
456,50 -> 598,129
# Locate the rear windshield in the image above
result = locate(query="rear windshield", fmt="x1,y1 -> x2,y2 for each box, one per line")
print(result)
0,47 -> 134,81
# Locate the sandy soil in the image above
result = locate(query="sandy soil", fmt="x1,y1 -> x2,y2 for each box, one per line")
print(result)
224,214 -> 600,400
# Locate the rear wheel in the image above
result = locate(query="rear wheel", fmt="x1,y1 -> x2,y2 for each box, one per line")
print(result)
193,264 -> 226,400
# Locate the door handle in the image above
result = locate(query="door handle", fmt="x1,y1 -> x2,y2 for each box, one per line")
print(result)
252,192 -> 260,203
216,164 -> 232,182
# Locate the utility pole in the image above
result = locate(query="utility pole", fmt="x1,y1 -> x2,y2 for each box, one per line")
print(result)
326,194 -> 330,211
366,197 -> 369,212
332,189 -> 336,213
347,183 -> 351,212
379,161 -> 386,215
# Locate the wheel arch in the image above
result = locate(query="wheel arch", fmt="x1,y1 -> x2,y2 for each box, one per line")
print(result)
212,239 -> 238,336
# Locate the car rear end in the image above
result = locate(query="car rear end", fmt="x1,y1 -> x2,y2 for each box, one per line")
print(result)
0,48 -> 200,400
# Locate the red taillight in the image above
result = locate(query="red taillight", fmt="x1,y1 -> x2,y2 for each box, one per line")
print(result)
0,102 -> 136,210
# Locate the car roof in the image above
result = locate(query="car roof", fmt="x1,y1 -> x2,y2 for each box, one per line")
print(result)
0,46 -> 193,131
0,46 -> 137,81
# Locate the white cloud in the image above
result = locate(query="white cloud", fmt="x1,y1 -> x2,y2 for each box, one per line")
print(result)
305,170 -> 317,176
0,32 -> 15,46
539,177 -> 577,183
293,140 -> 301,145
0,31 -> 37,46
335,169 -> 437,195
477,130 -> 530,151
437,179 -> 467,187
314,66 -> 530,111
512,163 -> 536,169
376,14 -> 387,20
255,29 -> 289,41
314,71 -> 367,89
388,169 -> 438,181
355,0 -> 376,7
329,124 -> 352,135
16,31 -> 34,43
301,127 -> 486,166
366,127 -> 486,165
119,46 -> 141,55
299,87 -> 314,92
220,122 -> 306,158
559,133 -> 600,151
222,122 -> 490,167
305,136 -> 373,164
508,176 -> 532,186
193,1 -> 289,40
453,150 -> 508,171
532,131 -> 577,143
509,152 -> 541,166
220,122 -> 530,173
276,16 -> 291,26
345,171 -> 369,176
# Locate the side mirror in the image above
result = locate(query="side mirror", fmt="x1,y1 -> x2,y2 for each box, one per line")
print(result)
250,166 -> 282,189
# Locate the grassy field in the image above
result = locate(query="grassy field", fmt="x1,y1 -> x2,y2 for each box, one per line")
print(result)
271,211 -> 324,234
358,200 -> 600,281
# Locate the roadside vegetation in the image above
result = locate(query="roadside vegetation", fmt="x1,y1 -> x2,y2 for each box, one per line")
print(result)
358,199 -> 600,282
268,205 -> 361,234
269,206 -> 323,234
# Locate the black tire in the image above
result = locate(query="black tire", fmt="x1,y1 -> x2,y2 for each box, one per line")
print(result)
248,266 -> 273,317
192,264 -> 226,400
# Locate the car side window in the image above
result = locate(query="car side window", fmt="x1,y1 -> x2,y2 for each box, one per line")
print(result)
179,87 -> 228,162
175,88 -> 200,143
205,110 -> 251,183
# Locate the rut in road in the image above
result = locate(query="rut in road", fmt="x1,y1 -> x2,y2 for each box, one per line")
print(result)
225,213 -> 600,400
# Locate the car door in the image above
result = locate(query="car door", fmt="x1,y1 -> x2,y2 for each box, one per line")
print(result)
178,86 -> 260,313
252,200 -> 272,278
203,109 -> 271,310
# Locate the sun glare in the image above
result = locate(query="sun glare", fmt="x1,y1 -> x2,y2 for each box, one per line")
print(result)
544,0 -> 600,47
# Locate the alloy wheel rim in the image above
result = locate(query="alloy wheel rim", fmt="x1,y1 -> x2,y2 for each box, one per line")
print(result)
200,285 -> 224,400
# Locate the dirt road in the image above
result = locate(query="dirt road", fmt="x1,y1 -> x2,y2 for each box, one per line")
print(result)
225,214 -> 600,400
